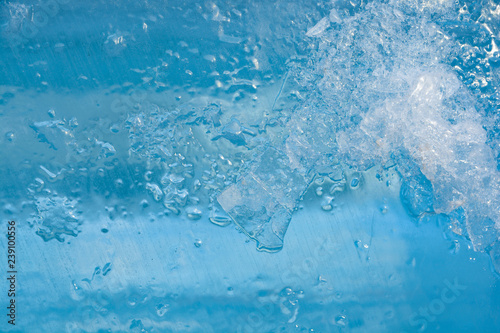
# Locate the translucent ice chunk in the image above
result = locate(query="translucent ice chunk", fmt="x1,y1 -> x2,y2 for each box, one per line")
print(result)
218,174 -> 292,252
400,171 -> 435,218
250,147 -> 310,210
215,99 -> 340,251
218,147 -> 311,251
306,17 -> 330,37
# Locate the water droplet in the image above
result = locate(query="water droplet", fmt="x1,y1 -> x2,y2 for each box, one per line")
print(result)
194,239 -> 202,247
169,173 -> 185,184
449,240 -> 460,254
144,171 -> 153,181
69,280 -> 84,301
334,314 -> 347,327
280,287 -> 294,297
5,132 -> 14,141
186,207 -> 202,220
321,196 -> 333,211
34,178 -> 44,191
102,262 -> 112,276
48,109 -> 56,118
69,117 -> 78,128
209,215 -> 231,226
329,182 -> 345,194
315,187 -> 323,196
164,202 -> 180,214
209,202 -> 232,226
101,228 -> 109,233
328,167 -> 344,181
314,177 -> 325,185
156,303 -> 169,317
3,203 -> 16,215
97,168 -> 105,177
321,204 -> 333,211
146,183 -> 163,201
350,177 -> 360,189
110,124 -> 120,133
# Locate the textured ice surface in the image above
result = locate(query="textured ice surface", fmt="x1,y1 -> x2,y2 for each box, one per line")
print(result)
2,0 -> 500,331
0,0 -> 498,265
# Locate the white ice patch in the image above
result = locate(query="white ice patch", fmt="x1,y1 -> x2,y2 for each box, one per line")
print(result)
338,67 -> 500,249
309,0 -> 500,251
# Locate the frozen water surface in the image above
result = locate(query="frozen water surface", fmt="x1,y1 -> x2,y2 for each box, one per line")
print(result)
1,0 -> 500,332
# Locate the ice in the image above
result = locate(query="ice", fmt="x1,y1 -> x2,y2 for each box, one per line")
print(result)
218,147 -> 308,252
296,0 -> 500,255
306,17 -> 330,38
398,159 -> 435,218
2,0 -> 500,331
27,196 -> 82,242
0,0 -> 497,259
344,68 -> 500,249
218,173 -> 292,252
249,147 -> 310,209
216,101 -> 341,251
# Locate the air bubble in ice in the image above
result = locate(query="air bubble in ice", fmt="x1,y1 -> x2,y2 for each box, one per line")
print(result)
315,187 -> 324,197
334,315 -> 347,327
449,240 -> 460,254
186,207 -> 202,220
329,183 -> 345,194
5,132 -> 14,141
168,174 -> 185,184
146,183 -> 163,201
102,263 -> 112,276
321,196 -> 334,211
109,124 -> 120,133
156,304 -> 169,317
